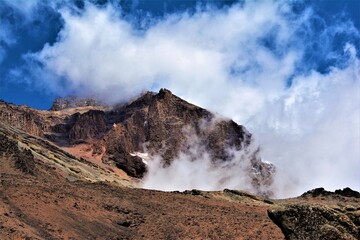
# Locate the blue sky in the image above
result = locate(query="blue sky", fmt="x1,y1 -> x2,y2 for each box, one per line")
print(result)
0,0 -> 359,196
0,0 -> 359,109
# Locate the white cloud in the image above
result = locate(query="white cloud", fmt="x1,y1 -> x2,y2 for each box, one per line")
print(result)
142,125 -> 262,194
31,1 -> 300,107
253,48 -> 360,195
18,0 -> 360,197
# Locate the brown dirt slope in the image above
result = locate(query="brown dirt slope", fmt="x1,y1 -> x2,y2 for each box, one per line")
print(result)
0,122 -> 132,187
1,127 -> 359,239
1,92 -> 359,239
0,134 -> 284,240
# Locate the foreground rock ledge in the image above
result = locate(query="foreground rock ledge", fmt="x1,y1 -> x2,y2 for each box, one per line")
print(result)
268,188 -> 360,240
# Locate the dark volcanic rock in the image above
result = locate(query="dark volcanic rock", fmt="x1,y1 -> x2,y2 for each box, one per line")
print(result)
270,188 -> 360,239
0,100 -> 45,137
302,187 -> 360,198
301,187 -> 334,197
101,89 -> 274,194
14,148 -> 36,175
335,188 -> 360,198
0,134 -> 19,154
268,203 -> 360,240
0,89 -> 275,194
69,110 -> 107,144
107,145 -> 147,178
0,134 -> 36,175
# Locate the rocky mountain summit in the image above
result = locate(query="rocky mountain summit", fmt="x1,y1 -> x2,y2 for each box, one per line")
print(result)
0,89 -> 274,195
0,89 -> 359,239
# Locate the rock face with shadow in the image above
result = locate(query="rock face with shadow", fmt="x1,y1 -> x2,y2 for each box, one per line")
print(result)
268,187 -> 360,240
0,100 -> 45,137
0,89 -> 275,195
0,91 -> 359,239
0,134 -> 36,175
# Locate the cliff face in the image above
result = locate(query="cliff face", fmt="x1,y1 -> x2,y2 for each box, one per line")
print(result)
68,110 -> 107,144
0,134 -> 35,175
102,89 -> 274,189
1,91 -> 359,240
0,89 -> 274,195
0,100 -> 45,137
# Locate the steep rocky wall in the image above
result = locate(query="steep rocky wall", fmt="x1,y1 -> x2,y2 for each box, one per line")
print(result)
0,101 -> 45,137
0,134 -> 36,175
0,89 -> 275,195
99,89 -> 275,196
68,110 -> 107,144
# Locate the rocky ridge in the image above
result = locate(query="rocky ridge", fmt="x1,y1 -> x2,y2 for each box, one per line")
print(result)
268,187 -> 360,239
0,90 -> 359,239
0,149 -> 285,239
1,145 -> 359,240
0,122 -> 131,186
0,89 -> 275,196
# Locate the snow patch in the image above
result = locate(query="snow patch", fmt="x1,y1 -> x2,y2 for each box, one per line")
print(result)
130,152 -> 149,165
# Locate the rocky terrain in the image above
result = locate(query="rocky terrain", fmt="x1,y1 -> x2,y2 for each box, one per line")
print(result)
0,89 -> 274,195
0,89 -> 359,239
0,137 -> 284,239
269,188 -> 360,239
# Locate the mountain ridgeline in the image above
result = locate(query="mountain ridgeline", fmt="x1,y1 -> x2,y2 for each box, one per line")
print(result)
1,89 -> 359,240
0,89 -> 274,196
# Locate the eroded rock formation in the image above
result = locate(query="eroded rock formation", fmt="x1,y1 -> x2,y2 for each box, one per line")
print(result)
268,188 -> 360,240
0,89 -> 274,195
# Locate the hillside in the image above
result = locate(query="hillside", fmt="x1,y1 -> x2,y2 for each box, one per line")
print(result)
0,90 -> 359,239
0,89 -> 274,196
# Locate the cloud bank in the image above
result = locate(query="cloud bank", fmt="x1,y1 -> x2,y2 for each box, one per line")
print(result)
142,128 -> 256,192
4,0 -> 360,197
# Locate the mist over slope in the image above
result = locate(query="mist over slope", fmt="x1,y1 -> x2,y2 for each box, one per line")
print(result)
1,0 -> 359,197
0,90 -> 276,197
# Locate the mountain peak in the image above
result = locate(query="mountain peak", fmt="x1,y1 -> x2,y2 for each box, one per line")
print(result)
1,90 -> 358,239
158,88 -> 173,97
0,89 -> 274,196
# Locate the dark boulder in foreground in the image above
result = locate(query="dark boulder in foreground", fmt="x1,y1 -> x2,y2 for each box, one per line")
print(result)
268,188 -> 360,240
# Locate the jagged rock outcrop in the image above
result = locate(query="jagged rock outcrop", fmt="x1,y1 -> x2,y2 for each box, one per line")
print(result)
68,110 -> 107,144
0,134 -> 36,175
50,96 -> 105,111
301,187 -> 360,198
0,100 -> 45,137
100,89 -> 274,193
0,121 -> 131,185
268,188 -> 360,240
2,92 -> 360,239
0,89 -> 275,195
